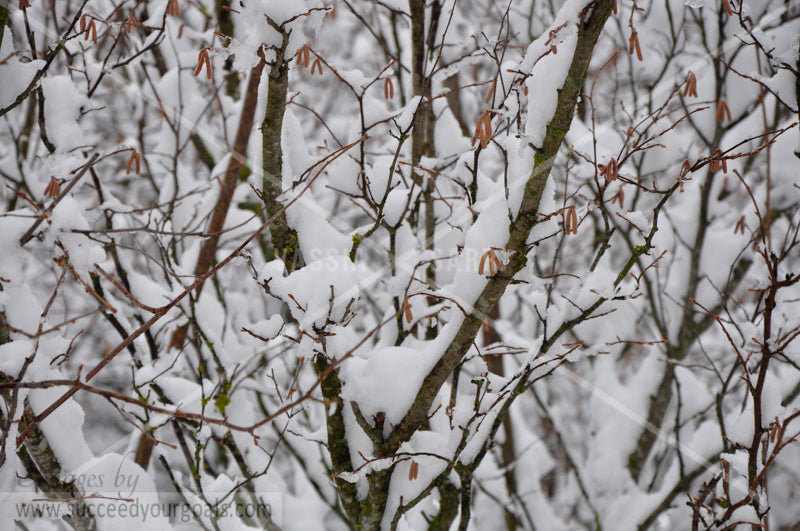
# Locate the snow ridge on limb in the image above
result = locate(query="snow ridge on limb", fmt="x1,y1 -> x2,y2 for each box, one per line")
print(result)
314,1 -> 617,528
388,0 -> 616,454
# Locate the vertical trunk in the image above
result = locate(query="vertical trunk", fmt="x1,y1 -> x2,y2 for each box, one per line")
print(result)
0,4 -> 8,51
216,0 -> 240,99
261,31 -> 303,272
485,306 -> 518,530
410,0 -> 438,338
443,73 -> 470,137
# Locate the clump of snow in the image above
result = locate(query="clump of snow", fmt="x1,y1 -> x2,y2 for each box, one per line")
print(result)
280,107 -> 310,190
0,284 -> 43,334
363,92 -> 394,128
71,453 -> 172,530
0,213 -> 29,283
0,58 -> 44,110
383,187 -> 410,226
395,96 -> 422,132
382,431 -> 451,527
441,183 -> 511,309
262,255 -> 358,330
247,314 -> 284,340
27,388 -> 95,471
341,346 -> 438,431
125,270 -> 170,309
727,407 -> 755,445
523,22 -> 578,147
279,109 -> 355,260
367,156 -> 395,201
231,0 -> 325,72
48,196 -> 106,276
41,75 -> 87,151
434,100 -> 470,158
728,505 -> 762,526
0,340 -> 32,377
326,154 -> 361,195
285,196 -> 352,259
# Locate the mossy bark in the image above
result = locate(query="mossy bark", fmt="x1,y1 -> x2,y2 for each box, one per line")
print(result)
261,30 -> 303,272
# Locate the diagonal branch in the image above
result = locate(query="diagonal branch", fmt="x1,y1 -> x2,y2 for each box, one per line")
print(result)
386,0 -> 616,454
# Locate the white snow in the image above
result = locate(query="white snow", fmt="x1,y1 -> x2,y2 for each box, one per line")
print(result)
0,58 -> 44,111
263,254 -> 358,330
341,346 -> 437,431
41,75 -> 87,151
383,187 -> 410,226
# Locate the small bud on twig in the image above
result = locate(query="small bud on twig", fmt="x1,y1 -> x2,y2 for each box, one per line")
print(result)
471,111 -> 493,149
684,72 -> 698,98
715,99 -> 731,123
166,0 -> 179,16
628,31 -> 643,61
384,77 -> 394,100
310,58 -> 323,76
126,149 -> 141,175
296,45 -> 311,68
194,48 -> 212,79
44,177 -> 60,198
564,206 -> 578,235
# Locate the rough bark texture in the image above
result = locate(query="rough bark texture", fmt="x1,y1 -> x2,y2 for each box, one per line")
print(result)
261,29 -> 303,272
314,355 -> 359,523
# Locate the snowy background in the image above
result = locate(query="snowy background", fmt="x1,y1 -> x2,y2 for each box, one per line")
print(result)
1,0 -> 799,529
